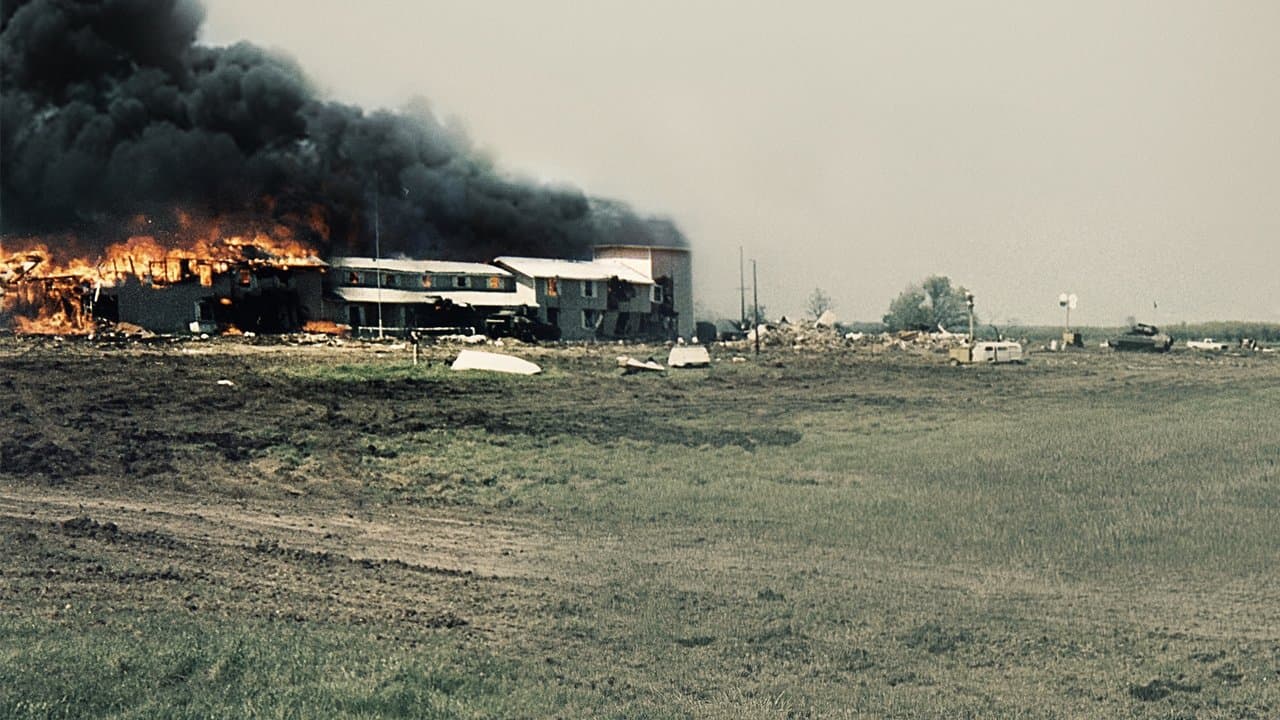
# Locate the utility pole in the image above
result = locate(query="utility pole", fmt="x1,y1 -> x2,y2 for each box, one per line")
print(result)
738,246 -> 746,329
752,259 -> 760,356
374,187 -> 384,340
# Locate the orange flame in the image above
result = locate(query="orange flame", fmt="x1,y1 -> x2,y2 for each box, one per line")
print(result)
302,320 -> 350,336
2,209 -> 328,334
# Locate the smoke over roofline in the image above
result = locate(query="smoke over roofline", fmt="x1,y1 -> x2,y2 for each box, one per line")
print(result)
0,0 -> 687,261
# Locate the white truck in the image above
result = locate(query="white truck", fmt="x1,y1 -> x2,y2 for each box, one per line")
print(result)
1186,338 -> 1229,351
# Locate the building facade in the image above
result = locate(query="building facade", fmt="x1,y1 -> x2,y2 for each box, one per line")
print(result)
323,257 -> 536,335
494,256 -> 662,341
592,244 -> 693,340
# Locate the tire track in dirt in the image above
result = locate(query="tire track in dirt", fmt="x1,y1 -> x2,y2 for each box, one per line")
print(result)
0,485 -> 560,581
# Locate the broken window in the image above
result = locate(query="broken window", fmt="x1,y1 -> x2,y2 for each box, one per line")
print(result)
384,273 -> 399,288
454,275 -> 469,289
488,276 -> 502,289
582,309 -> 601,329
348,271 -> 361,285
421,274 -> 432,288
582,280 -> 596,298
545,277 -> 558,297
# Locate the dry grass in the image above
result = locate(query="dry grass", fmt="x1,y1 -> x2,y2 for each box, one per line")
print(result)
1,339 -> 1277,717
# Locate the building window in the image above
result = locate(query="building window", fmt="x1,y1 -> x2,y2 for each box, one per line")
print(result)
650,285 -> 664,303
348,271 -> 361,285
384,273 -> 399,288
454,275 -> 469,289
582,280 -> 596,298
545,277 -> 558,297
421,275 -> 432,288
582,309 -> 601,329
487,276 -> 502,290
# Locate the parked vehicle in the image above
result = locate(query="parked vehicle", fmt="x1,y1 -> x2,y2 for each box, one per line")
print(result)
1186,338 -> 1229,351
1108,323 -> 1172,352
949,341 -> 1025,365
483,311 -> 561,342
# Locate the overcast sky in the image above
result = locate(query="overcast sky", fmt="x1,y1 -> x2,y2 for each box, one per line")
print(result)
202,0 -> 1280,325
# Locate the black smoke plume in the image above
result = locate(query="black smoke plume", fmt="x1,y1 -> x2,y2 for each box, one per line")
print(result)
0,0 -> 685,258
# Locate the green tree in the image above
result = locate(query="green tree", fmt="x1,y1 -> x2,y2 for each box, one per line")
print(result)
883,275 -> 973,331
806,287 -> 834,320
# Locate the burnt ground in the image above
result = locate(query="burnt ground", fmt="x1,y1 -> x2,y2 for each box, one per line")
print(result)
2,335 -> 1260,489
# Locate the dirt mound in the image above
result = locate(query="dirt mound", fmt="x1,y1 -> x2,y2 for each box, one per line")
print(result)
60,515 -> 119,537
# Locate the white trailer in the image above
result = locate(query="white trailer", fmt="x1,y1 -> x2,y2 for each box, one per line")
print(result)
949,341 -> 1025,365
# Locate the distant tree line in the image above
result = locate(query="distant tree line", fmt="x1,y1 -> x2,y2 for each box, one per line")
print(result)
1167,322 -> 1280,342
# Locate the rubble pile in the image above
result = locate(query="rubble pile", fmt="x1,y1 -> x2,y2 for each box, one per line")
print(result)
855,329 -> 967,355
725,321 -> 967,355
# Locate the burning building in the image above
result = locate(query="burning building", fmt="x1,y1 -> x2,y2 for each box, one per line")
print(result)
113,244 -> 327,335
1,231 -> 328,335
1,0 -> 694,338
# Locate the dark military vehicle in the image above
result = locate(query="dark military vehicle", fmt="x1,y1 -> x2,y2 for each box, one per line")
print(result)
1109,323 -> 1173,352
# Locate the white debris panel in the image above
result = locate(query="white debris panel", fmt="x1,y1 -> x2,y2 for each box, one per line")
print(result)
450,349 -> 542,375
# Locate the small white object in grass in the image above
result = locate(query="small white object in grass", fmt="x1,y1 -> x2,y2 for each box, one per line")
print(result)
216,379 -> 235,387
668,346 -> 711,368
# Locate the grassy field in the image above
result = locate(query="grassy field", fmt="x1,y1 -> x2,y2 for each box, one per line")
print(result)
2,339 -> 1278,718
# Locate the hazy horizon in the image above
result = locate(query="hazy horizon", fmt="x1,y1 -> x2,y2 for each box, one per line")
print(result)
201,0 -> 1280,325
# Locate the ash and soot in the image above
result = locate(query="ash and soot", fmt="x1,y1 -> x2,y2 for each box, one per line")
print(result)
0,0 -> 684,268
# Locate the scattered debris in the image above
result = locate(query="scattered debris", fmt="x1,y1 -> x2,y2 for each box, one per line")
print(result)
450,349 -> 541,375
111,322 -> 155,338
436,334 -> 489,345
617,355 -> 664,374
667,345 -> 711,368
